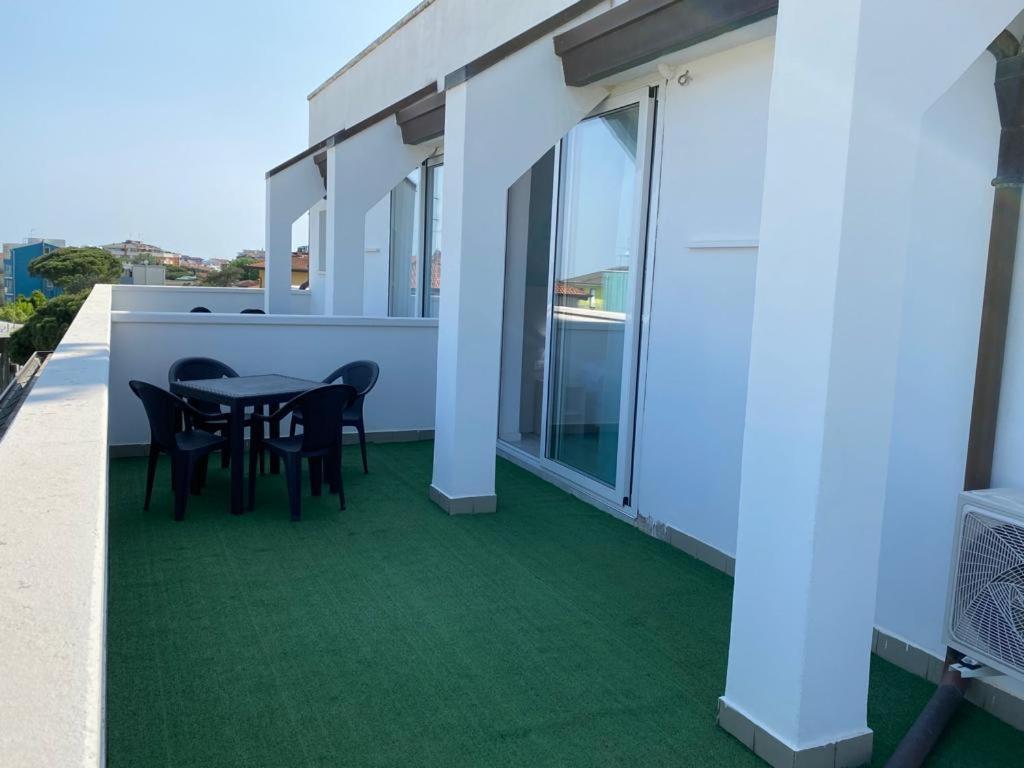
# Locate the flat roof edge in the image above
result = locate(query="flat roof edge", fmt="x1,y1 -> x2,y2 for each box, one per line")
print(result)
307,0 -> 439,101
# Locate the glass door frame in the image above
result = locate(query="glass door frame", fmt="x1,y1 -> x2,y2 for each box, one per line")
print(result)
420,155 -> 444,318
533,87 -> 657,510
386,154 -> 444,319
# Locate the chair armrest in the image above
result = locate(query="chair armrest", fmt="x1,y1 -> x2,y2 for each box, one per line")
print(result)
176,398 -> 222,423
252,405 -> 288,425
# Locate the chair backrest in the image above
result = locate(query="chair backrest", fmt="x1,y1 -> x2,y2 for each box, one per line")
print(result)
279,384 -> 357,454
323,361 -> 380,406
168,357 -> 238,414
130,380 -> 186,450
240,308 -> 265,315
190,306 -> 211,313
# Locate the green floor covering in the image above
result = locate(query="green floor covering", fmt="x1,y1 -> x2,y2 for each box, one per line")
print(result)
107,441 -> 1024,767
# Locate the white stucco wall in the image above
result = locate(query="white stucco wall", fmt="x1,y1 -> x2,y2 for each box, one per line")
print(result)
108,313 -> 438,447
308,0 -> 613,143
364,195 -> 392,317
635,37 -> 773,556
875,54 -> 1001,658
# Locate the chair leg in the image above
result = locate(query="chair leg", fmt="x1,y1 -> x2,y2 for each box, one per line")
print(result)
283,456 -> 302,521
334,444 -> 346,511
326,446 -> 338,494
143,444 -> 158,512
172,455 -> 191,522
191,455 -> 208,495
356,421 -> 368,474
248,426 -> 261,511
309,457 -> 323,497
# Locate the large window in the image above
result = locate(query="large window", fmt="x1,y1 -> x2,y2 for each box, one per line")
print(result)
546,105 -> 641,487
498,89 -> 655,507
388,168 -> 422,317
388,158 -> 443,318
423,162 -> 444,319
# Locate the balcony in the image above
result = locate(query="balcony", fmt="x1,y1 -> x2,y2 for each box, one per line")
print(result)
105,441 -> 1020,766
4,284 -> 1024,766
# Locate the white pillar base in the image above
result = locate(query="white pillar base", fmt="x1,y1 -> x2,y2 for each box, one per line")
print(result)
428,485 -> 497,515
718,699 -> 873,768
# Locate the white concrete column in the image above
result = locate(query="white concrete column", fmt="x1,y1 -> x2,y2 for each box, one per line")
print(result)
719,1 -> 1024,766
264,156 -> 323,313
429,38 -> 606,513
324,119 -> 435,316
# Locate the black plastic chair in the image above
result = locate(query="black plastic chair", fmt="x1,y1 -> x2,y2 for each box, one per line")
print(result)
240,308 -> 265,314
249,384 -> 358,521
190,306 -> 211,313
290,361 -> 379,474
168,357 -> 240,469
130,380 -> 227,521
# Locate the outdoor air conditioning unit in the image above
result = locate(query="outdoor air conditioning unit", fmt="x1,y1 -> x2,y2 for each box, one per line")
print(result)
946,488 -> 1024,679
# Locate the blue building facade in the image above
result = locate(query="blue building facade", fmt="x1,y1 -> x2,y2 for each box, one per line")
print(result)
3,241 -> 63,303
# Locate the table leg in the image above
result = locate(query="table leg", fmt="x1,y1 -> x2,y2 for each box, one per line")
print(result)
230,402 -> 244,515
269,400 -> 281,475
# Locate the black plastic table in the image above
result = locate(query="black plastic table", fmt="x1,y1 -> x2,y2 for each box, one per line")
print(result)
170,374 -> 320,515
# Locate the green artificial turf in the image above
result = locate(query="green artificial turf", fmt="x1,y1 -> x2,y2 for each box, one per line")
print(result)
106,441 -> 1024,767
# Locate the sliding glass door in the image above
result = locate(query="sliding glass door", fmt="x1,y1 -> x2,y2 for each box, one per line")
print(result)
499,89 -> 655,508
387,157 -> 444,318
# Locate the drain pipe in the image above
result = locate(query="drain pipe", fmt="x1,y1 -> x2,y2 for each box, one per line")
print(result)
885,30 -> 1024,768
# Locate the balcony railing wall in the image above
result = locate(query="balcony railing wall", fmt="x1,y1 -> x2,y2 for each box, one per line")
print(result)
110,285 -> 311,314
0,284 -> 112,767
108,309 -> 438,449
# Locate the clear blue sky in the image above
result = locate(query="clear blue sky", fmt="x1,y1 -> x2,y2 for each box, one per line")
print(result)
0,0 -> 419,260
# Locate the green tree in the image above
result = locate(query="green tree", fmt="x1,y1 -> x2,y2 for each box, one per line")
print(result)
127,252 -> 165,266
166,265 -> 196,281
28,246 -> 122,293
0,290 -> 48,323
7,293 -> 87,363
200,256 -> 259,287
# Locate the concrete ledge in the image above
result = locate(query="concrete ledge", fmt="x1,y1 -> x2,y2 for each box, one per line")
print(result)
0,284 -> 112,768
429,485 -> 497,515
110,429 -> 435,458
717,699 -> 872,768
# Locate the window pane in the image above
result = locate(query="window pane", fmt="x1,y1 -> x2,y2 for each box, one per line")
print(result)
499,149 -> 555,456
424,164 -> 443,319
547,105 -> 640,487
317,210 -> 327,273
388,168 -> 422,317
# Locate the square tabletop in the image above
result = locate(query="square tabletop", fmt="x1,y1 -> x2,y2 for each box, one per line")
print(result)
170,374 -> 321,406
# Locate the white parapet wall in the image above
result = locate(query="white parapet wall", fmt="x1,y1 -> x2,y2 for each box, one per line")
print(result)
0,284 -> 112,768
111,285 -> 312,315
108,311 -> 438,447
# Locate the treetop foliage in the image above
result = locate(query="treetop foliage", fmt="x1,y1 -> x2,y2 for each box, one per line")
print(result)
28,247 -> 122,293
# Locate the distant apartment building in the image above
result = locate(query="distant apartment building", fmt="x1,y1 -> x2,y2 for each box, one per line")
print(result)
252,252 -> 308,289
2,239 -> 65,303
178,254 -> 210,271
101,239 -> 183,267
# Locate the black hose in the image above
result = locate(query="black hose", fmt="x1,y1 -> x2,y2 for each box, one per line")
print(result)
884,667 -> 968,768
